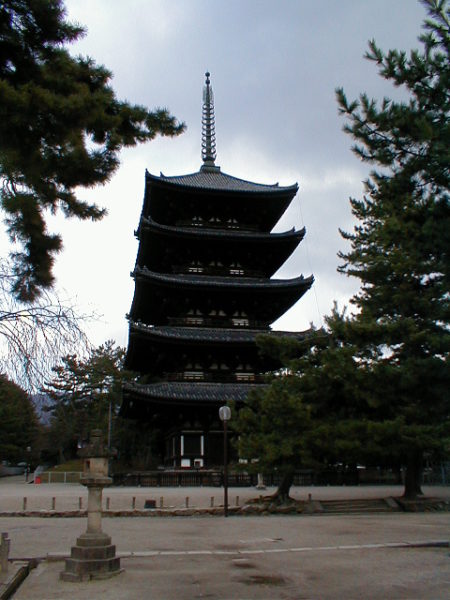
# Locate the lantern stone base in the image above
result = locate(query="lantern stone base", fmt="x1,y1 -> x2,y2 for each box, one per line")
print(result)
60,533 -> 122,582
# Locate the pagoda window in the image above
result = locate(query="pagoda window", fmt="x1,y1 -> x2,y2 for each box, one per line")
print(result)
236,372 -> 255,381
192,216 -> 203,227
232,310 -> 249,327
186,308 -> 204,325
183,434 -> 202,455
188,260 -> 204,273
236,363 -> 255,381
208,260 -> 224,271
209,361 -> 229,372
227,217 -> 239,229
208,309 -> 227,319
185,317 -> 204,325
184,362 -> 204,380
230,261 -> 244,276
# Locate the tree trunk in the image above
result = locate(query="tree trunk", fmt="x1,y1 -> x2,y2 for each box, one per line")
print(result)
272,469 -> 295,503
403,452 -> 423,498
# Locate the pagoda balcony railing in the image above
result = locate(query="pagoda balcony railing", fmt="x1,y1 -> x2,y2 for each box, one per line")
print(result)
165,372 -> 267,383
176,219 -> 260,232
167,317 -> 269,328
172,266 -> 265,277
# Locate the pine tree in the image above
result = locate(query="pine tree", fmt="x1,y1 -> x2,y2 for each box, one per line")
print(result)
42,340 -> 128,461
234,377 -> 313,502
336,0 -> 449,497
235,0 -> 449,500
0,374 -> 39,462
0,0 -> 184,301
235,315 -> 385,500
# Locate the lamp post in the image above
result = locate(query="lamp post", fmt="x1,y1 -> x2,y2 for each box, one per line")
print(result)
25,446 -> 31,482
219,405 -> 231,517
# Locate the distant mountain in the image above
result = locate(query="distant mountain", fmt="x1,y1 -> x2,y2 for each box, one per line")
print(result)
31,393 -> 52,425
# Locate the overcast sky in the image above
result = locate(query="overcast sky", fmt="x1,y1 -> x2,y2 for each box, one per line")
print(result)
17,1 -> 429,347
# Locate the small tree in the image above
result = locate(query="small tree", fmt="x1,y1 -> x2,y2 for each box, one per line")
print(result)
235,317 -> 378,501
235,379 -> 313,502
43,340 -> 129,462
0,0 -> 184,301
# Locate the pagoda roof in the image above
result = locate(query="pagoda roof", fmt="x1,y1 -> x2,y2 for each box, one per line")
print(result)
129,322 -> 309,344
123,381 -> 266,404
139,216 -> 305,242
136,218 -> 305,278
133,266 -> 313,291
129,267 -> 313,325
146,169 -> 298,195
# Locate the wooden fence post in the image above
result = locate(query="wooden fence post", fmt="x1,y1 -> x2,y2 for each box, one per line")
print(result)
0,533 -> 10,573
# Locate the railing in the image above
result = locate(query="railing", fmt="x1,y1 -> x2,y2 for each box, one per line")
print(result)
167,317 -> 268,328
176,220 -> 260,232
38,471 -> 83,484
165,372 -> 267,383
112,471 -> 315,488
35,468 -> 450,487
422,464 -> 450,485
113,470 -> 224,487
172,266 -> 265,277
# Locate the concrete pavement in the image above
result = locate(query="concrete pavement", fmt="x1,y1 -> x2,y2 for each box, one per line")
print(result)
2,513 -> 449,599
0,478 -> 449,598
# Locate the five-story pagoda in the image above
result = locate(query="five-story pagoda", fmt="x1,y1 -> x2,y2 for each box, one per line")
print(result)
121,73 -> 313,468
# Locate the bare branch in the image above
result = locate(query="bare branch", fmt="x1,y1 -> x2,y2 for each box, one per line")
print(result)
0,258 -> 95,392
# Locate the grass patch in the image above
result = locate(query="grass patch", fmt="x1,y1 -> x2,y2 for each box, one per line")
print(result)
49,459 -> 83,472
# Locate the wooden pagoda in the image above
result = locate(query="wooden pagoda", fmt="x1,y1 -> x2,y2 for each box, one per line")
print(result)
121,73 -> 313,468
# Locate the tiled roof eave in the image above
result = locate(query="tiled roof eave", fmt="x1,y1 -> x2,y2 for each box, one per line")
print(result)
139,216 -> 306,242
132,267 -> 314,290
123,381 -> 267,403
145,169 -> 298,195
128,322 -> 310,343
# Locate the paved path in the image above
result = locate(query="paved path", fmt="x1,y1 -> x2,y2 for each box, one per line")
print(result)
1,479 -> 449,598
1,476 -> 449,512
2,513 -> 448,599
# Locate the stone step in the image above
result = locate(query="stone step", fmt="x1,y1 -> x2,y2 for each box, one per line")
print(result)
71,544 -> 116,560
322,501 -> 390,506
321,506 -> 394,514
320,498 -> 399,514
321,499 -> 390,505
61,556 -> 121,581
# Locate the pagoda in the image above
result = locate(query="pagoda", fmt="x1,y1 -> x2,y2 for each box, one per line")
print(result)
121,73 -> 313,468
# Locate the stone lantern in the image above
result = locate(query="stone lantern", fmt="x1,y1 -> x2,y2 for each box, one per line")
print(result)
61,430 -> 122,581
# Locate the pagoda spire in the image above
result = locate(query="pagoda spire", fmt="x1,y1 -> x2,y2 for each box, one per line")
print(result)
201,71 -> 220,172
